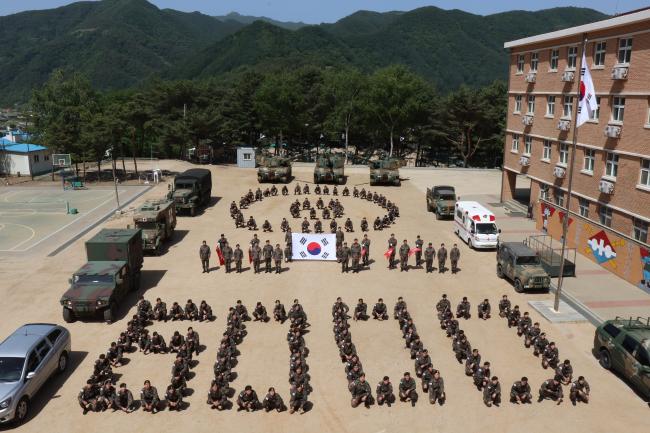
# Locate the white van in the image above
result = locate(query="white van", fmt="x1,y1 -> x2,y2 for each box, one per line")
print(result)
454,201 -> 500,249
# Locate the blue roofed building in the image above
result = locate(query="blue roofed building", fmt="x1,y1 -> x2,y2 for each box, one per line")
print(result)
0,139 -> 51,176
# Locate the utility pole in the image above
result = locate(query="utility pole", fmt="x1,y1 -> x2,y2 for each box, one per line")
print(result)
111,151 -> 120,211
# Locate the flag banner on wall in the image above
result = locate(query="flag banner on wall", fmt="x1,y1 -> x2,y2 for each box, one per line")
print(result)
292,233 -> 337,261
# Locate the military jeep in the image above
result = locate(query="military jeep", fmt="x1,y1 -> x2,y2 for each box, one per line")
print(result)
426,185 -> 456,219
133,198 -> 176,255
496,242 -> 551,292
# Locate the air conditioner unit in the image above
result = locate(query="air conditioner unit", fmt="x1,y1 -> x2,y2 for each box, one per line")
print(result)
557,119 -> 571,131
561,71 -> 575,82
598,179 -> 615,194
519,156 -> 530,166
553,166 -> 566,178
604,125 -> 622,139
525,73 -> 537,83
522,115 -> 534,126
611,66 -> 629,80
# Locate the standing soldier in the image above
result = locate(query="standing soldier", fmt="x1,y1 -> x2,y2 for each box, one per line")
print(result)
424,242 -> 435,273
251,243 -> 262,274
284,243 -> 292,263
414,235 -> 424,267
199,240 -> 211,273
233,244 -> 243,273
399,239 -> 410,272
387,234 -> 398,269
336,227 -> 345,249
350,239 -> 362,273
340,242 -> 351,273
222,242 -> 233,273
399,372 -> 418,407
376,376 -> 395,407
217,234 -> 228,251
361,234 -> 371,267
450,243 -> 461,274
273,243 -> 284,274
263,240 -> 274,273
437,243 -> 448,273
284,228 -> 292,247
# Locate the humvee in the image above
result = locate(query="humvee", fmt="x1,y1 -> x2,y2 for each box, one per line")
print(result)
427,185 -> 456,219
496,242 -> 551,292
60,229 -> 143,323
257,155 -> 292,183
314,154 -> 344,184
594,316 -> 650,400
369,157 -> 403,186
133,198 -> 176,255
171,168 -> 212,216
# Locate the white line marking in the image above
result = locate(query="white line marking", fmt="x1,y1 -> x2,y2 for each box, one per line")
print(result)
0,222 -> 36,251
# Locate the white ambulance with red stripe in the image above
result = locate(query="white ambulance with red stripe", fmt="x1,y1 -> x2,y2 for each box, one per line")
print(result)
454,201 -> 500,249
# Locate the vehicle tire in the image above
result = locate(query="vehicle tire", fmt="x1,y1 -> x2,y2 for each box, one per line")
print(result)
514,279 -> 524,293
313,175 -> 318,184
190,206 -> 196,217
599,349 -> 612,370
395,180 -> 401,186
134,272 -> 142,292
14,397 -> 29,425
496,264 -> 504,279
435,211 -> 440,220
104,302 -> 117,323
57,352 -> 69,374
62,308 -> 75,323
468,238 -> 473,249
282,177 -> 287,184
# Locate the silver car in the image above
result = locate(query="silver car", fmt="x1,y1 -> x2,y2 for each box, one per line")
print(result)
0,324 -> 71,425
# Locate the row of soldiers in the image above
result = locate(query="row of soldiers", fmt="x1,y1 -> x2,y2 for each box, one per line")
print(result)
290,198 -> 345,220
385,235 -> 461,273
201,236 -> 290,275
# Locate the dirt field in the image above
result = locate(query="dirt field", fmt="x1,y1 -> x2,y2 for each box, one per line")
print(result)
0,161 -> 647,433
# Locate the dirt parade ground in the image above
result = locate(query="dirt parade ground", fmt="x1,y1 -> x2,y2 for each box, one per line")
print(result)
0,160 -> 647,433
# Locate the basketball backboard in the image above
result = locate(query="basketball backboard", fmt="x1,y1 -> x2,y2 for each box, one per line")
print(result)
52,154 -> 71,168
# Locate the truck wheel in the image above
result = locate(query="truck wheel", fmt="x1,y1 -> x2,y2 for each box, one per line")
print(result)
599,349 -> 612,370
496,264 -> 504,279
514,279 -> 523,293
190,207 -> 196,217
62,308 -> 75,323
104,302 -> 117,323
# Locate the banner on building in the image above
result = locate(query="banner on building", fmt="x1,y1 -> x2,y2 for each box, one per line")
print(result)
292,233 -> 337,261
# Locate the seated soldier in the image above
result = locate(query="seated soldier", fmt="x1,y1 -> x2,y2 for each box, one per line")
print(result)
314,219 -> 323,233
294,184 -> 301,195
342,187 -> 349,196
314,185 -> 322,195
303,198 -> 310,209
207,382 -> 229,410
569,376 -> 590,405
166,384 -> 183,411
273,300 -> 287,323
555,359 -> 573,385
199,300 -> 214,322
185,299 -> 199,321
373,217 -> 382,230
107,342 -> 123,367
477,299 -> 491,320
253,302 -> 270,322
115,383 -> 135,413
150,332 -> 167,354
289,384 -> 308,414
153,298 -> 167,322
538,377 -> 563,404
169,331 -> 185,353
140,380 -> 160,413
78,381 -> 100,414
465,349 -> 481,376
282,185 -> 289,196
542,342 -> 560,369
473,362 -> 491,390
510,376 -> 532,404
98,381 -> 116,411
303,184 -> 310,194
262,220 -> 272,232
399,372 -> 418,407
350,374 -> 373,408
247,216 -> 258,230
169,302 -> 185,321
483,376 -> 501,407
235,300 -> 251,321
281,218 -> 289,232
353,299 -> 369,321
456,297 -> 471,319
428,370 -> 446,405
372,299 -> 389,320
263,387 -> 285,412
237,385 -> 261,412
376,376 -> 395,407
186,327 -> 200,356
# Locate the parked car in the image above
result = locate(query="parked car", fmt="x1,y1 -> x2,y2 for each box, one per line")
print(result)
0,324 -> 71,425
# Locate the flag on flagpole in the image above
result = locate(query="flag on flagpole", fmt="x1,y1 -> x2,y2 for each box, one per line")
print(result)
361,247 -> 367,257
215,247 -> 225,266
384,247 -> 394,260
577,52 -> 597,127
408,247 -> 421,257
248,248 -> 253,264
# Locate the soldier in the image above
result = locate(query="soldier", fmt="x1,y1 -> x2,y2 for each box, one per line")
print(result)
359,217 -> 368,232
542,342 -> 559,370
350,239 -> 362,273
253,302 -> 270,322
570,376 -> 590,405
340,242 -> 350,273
399,239 -> 410,272
302,217 -> 310,233
289,384 -> 308,414
387,234 -> 398,269
351,374 -> 373,408
150,332 -> 167,353
303,184 -> 310,194
284,229 -> 292,246
393,296 -> 407,320
236,300 -> 252,321
477,299 -> 491,320
115,383 -> 135,413
376,376 -> 395,407
185,299 -> 199,321
361,234 -> 371,266
232,244 -> 243,273
199,240 -> 211,273
524,322 -> 541,348
465,349 -> 481,376
414,349 -> 432,377
186,327 -> 201,356
250,241 -> 262,274
510,377 -> 532,404
314,185 -> 322,195
237,385 -> 261,412
153,298 -> 167,322
207,382 -> 229,410
373,216 -> 382,231
399,372 -> 418,407
263,240 -> 274,273
263,387 -> 285,412
456,297 -> 471,319
235,212 -> 245,228
437,243 -> 447,273
303,197 -> 311,210
354,298 -> 369,321
281,218 -> 289,232
450,243 -> 461,273
517,311 -> 533,337
140,380 -> 160,413
294,184 -> 301,195
538,377 -> 563,404
484,376 -> 501,407
353,187 -> 359,198
217,234 -> 228,251
262,220 -> 273,232
372,298 -> 389,320
284,243 -> 293,263
169,302 -> 185,321
499,294 -> 511,317
271,185 -> 278,196
344,218 -> 354,233
428,370 -> 446,405
78,380 -> 100,414
269,243 -> 282,274
274,300 -> 287,323
255,187 -> 263,201
165,384 -> 183,411
282,185 -> 289,196
107,341 -> 123,367
474,361 -> 491,390
336,227 -> 345,248
424,242 -> 435,273
247,216 -> 258,231
221,242 -> 233,273
453,336 -> 471,363
555,359 -> 573,385
309,208 -> 317,219
98,381 -> 116,411
314,219 -> 323,233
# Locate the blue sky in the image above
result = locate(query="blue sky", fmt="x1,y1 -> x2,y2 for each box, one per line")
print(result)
1,0 -> 647,22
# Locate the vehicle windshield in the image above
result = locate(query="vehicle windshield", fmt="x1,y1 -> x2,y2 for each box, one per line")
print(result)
74,274 -> 114,284
439,194 -> 456,200
135,221 -> 158,230
175,182 -> 195,190
0,357 -> 25,382
517,255 -> 541,265
476,223 -> 498,234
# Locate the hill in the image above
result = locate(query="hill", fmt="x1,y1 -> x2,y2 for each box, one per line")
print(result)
214,11 -> 307,30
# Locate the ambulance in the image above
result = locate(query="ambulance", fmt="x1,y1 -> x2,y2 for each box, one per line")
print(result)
453,201 -> 500,249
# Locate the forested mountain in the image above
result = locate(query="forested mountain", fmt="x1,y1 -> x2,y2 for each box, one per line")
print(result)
0,0 -> 607,105
214,11 -> 306,30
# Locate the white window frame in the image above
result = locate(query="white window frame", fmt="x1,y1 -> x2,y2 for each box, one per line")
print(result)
633,218 -> 648,243
599,205 -> 613,227
540,184 -> 550,200
542,140 -> 552,161
611,96 -> 625,123
562,96 -> 573,119
524,136 -> 532,156
527,95 -> 535,115
567,46 -> 578,69
546,96 -> 555,117
530,52 -> 539,72
590,96 -> 600,121
605,152 -> 619,179
578,198 -> 589,218
594,41 -> 606,67
583,149 -> 595,173
639,159 -> 650,187
242,152 -> 252,161
517,54 -> 525,73
617,38 -> 632,64
558,143 -> 569,166
549,49 -> 559,71
514,95 -> 522,113
511,134 -> 520,153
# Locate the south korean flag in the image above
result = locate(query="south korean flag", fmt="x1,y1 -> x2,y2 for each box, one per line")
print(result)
292,233 -> 337,261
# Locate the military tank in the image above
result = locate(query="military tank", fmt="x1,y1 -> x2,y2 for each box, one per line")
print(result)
257,155 -> 292,183
369,157 -> 404,186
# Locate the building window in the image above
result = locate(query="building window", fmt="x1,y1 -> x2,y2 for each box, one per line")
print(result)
640,159 -> 650,187
524,136 -> 532,155
579,198 -> 589,217
511,134 -> 520,152
514,95 -> 522,113
542,140 -> 552,161
546,96 -> 555,116
563,96 -> 573,118
617,38 -> 632,64
550,49 -> 559,70
567,46 -> 578,69
594,41 -> 606,66
540,184 -> 550,200
591,96 -> 600,121
554,189 -> 565,207
611,96 -> 625,122
530,52 -> 539,72
33,154 -> 40,162
605,152 -> 619,178
583,149 -> 595,173
44,154 -> 50,161
599,205 -> 612,227
527,95 -> 535,114
559,143 -> 569,165
517,54 -> 525,73
242,152 -> 252,161
633,219 -> 648,243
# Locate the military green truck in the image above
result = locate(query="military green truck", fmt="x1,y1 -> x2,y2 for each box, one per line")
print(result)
133,198 -> 176,255
314,154 -> 344,184
257,155 -> 292,183
426,185 -> 457,219
496,242 -> 551,292
594,317 -> 650,400
369,157 -> 403,186
171,168 -> 212,216
60,229 -> 143,323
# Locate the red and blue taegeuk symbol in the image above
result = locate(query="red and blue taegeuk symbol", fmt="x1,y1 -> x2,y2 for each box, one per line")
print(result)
307,242 -> 321,255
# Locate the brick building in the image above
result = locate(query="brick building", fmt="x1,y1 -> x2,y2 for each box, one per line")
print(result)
501,9 -> 650,288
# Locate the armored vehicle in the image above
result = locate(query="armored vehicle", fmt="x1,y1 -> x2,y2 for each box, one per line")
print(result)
60,229 -> 143,323
369,157 -> 403,186
171,168 -> 212,216
133,198 -> 176,255
496,242 -> 551,292
314,154 -> 344,184
427,185 -> 456,219
257,155 -> 292,183
594,316 -> 650,399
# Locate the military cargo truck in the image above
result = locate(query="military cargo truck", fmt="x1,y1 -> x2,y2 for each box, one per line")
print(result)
369,157 -> 403,186
314,154 -> 344,184
171,168 -> 212,216
133,198 -> 176,255
496,242 -> 551,292
60,229 -> 143,323
427,185 -> 457,219
257,155 -> 292,183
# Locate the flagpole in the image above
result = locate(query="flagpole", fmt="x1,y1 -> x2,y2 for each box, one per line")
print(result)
554,34 -> 588,312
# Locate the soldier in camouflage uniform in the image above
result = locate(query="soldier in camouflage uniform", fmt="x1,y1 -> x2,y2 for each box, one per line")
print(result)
360,217 -> 368,232
78,381 -> 100,414
483,376 -> 501,407
361,235 -> 371,266
399,372 -> 418,407
354,298 -> 369,321
424,242 -> 435,273
477,299 -> 491,320
233,244 -> 244,273
207,382 -> 229,410
376,376 -> 395,407
115,383 -> 135,413
538,377 -> 563,404
427,370 -> 446,405
336,227 -> 345,249
199,240 -> 211,273
165,384 -> 183,411
262,220 -> 273,232
450,243 -> 461,273
289,384 -> 308,414
414,235 -> 424,266
437,243 -> 447,273
251,243 -> 262,274
222,242 -> 233,273
510,376 -> 532,404
350,239 -> 362,273
350,374 -> 373,408
263,240 -> 274,273
387,234 -> 398,269
284,243 -> 292,263
273,243 -> 284,274
237,385 -> 261,412
399,239 -> 410,272
372,298 -> 388,320
340,242 -> 350,273
140,380 -> 160,413
263,387 -> 285,412
569,376 -> 590,405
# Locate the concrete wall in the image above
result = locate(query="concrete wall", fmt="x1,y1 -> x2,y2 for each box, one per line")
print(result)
237,147 -> 255,168
1,150 -> 51,175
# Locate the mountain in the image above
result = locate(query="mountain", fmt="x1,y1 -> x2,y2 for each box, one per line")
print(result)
214,11 -> 307,30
